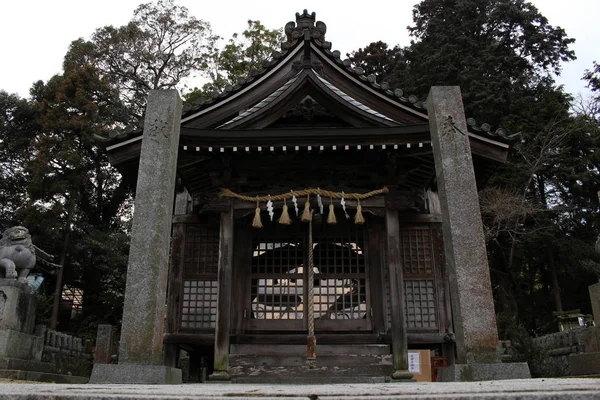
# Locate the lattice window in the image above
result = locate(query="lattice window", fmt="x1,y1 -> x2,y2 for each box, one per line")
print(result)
251,240 -> 304,320
181,280 -> 218,329
313,234 -> 367,320
400,228 -> 433,276
184,226 -> 219,278
404,279 -> 437,329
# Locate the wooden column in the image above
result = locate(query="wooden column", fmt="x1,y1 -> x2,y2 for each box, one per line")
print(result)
209,206 -> 234,381
386,206 -> 413,380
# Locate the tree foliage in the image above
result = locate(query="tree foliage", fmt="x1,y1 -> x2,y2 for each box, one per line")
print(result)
186,20 -> 283,101
82,0 -> 213,121
584,61 -> 600,93
347,41 -> 407,85
0,91 -> 37,227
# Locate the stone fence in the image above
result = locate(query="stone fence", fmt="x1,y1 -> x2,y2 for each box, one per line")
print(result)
36,325 -> 92,376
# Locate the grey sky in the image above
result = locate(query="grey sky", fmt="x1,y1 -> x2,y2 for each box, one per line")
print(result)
0,0 -> 597,99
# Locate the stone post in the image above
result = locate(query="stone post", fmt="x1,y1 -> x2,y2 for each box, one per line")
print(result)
427,87 -> 530,381
90,90 -> 182,384
590,283 -> 600,325
94,324 -> 114,364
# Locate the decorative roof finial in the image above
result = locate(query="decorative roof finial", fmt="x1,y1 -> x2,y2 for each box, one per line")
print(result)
296,9 -> 316,28
285,10 -> 326,42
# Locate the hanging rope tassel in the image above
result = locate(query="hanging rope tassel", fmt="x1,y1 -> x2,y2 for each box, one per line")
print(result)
302,194 -> 312,222
327,199 -> 337,224
252,201 -> 263,228
279,198 -> 291,225
354,199 -> 365,225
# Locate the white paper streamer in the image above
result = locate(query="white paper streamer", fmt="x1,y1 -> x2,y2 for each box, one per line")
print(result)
267,196 -> 274,221
340,194 -> 350,219
317,191 -> 324,214
292,192 -> 299,216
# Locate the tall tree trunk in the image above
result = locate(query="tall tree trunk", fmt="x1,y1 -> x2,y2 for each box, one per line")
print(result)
548,247 -> 563,312
50,197 -> 76,330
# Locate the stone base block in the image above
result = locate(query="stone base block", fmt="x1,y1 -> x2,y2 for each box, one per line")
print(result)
438,362 -> 531,382
89,363 -> 182,384
0,329 -> 43,360
569,352 -> 600,376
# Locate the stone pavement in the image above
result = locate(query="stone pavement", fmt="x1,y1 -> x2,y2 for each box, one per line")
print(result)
0,378 -> 599,399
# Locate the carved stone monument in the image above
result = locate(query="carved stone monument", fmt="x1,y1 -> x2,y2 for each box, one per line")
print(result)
89,90 -> 183,384
427,87 -> 530,381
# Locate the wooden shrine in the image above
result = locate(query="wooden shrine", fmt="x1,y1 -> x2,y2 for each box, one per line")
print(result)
96,10 -> 530,384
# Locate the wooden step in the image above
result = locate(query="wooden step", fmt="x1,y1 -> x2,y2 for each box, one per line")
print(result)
231,375 -> 391,384
230,343 -> 390,356
229,364 -> 394,381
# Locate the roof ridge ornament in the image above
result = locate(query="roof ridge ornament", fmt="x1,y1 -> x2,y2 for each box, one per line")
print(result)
285,10 -> 326,43
296,9 -> 315,27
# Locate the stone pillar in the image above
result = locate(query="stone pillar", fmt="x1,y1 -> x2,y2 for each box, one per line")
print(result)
385,206 -> 413,381
590,283 -> 600,325
90,90 -> 182,384
427,87 -> 529,381
209,207 -> 234,381
94,324 -> 114,364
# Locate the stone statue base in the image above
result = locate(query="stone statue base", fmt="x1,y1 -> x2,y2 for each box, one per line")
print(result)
0,279 -> 36,334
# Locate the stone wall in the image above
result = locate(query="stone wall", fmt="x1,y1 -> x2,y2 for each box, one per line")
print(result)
36,326 -> 92,377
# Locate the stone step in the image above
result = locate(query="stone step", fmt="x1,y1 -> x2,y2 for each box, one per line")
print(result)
230,343 -> 390,356
229,353 -> 392,368
0,357 -> 55,374
0,369 -> 89,383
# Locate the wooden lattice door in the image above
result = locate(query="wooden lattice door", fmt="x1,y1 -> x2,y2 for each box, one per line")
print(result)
245,222 -> 371,332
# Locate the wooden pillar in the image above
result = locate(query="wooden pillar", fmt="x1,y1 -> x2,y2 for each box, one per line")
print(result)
163,343 -> 179,368
386,206 -> 413,380
367,222 -> 386,335
209,206 -> 234,381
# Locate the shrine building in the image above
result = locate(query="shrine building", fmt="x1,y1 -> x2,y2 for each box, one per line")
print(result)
90,10 -> 531,384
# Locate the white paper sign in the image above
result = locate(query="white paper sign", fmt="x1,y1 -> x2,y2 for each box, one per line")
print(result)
408,351 -> 421,373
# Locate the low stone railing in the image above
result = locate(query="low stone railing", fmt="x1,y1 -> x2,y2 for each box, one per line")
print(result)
36,325 -> 92,376
498,327 -> 600,377
532,327 -> 599,376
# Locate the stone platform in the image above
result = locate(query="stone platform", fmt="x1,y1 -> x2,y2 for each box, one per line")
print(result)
0,378 -> 599,399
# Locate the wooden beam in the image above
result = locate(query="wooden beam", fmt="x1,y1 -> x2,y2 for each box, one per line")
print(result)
209,206 -> 234,381
162,332 -> 455,346
386,206 -> 413,381
180,125 -> 431,146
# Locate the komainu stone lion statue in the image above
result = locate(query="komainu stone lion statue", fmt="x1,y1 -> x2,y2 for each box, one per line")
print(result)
0,226 -> 36,282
